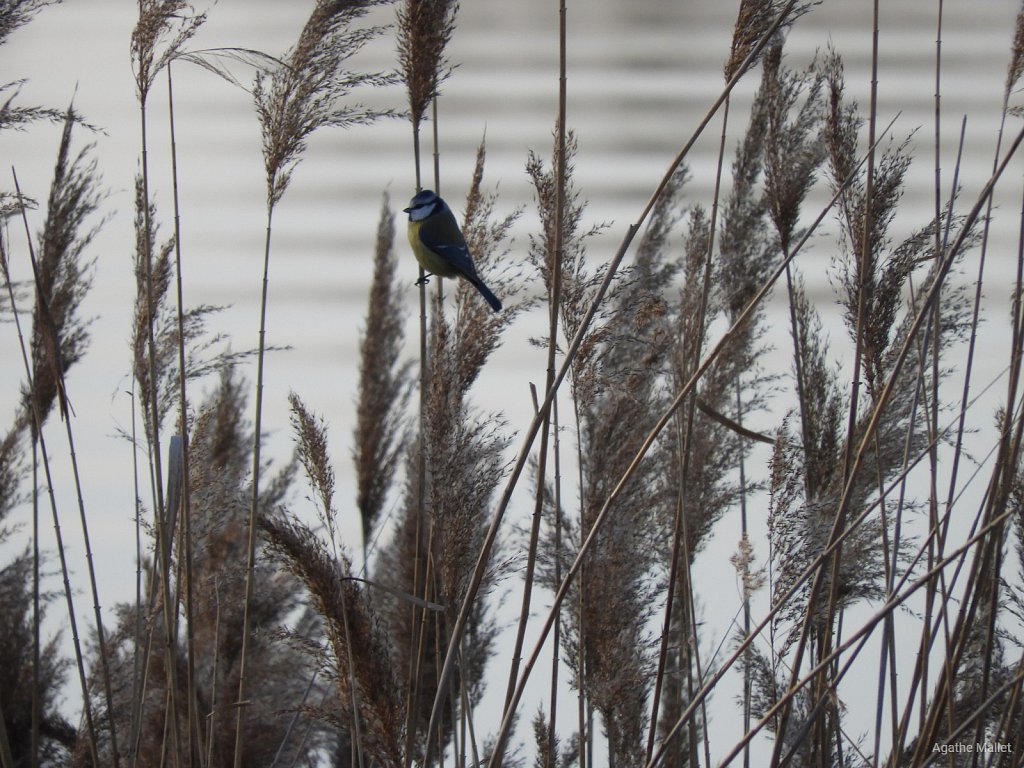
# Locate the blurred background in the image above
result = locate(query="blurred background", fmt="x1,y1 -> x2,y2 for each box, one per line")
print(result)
1,0 -> 1021,759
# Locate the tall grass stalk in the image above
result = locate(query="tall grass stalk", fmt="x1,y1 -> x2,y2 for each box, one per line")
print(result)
502,0 -> 568,747
164,59 -> 198,761
130,5 -> 208,761
29,109 -> 119,767
235,4 -> 392,763
397,1 -> 457,763
9,169 -> 99,765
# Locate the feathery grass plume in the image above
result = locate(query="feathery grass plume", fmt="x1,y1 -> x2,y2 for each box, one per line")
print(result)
255,0 -> 394,207
654,199 -> 771,763
761,41 -> 825,255
525,132 -> 611,398
445,141 -> 524,383
718,76 -> 772,323
0,422 -> 76,766
239,9 -> 395,756
21,103 -> 121,767
130,173 -> 173,445
822,50 -> 929,399
761,36 -> 827,518
0,82 -> 73,134
277,393 -> 406,767
354,194 -> 412,559
289,394 -> 337,541
27,105 -> 103,427
130,176 -> 230,442
673,201 -> 762,540
1006,0 -> 1024,104
260,514 -> 405,768
532,131 -> 634,757
131,1 -> 206,101
529,707 -> 576,768
534,140 -> 680,767
724,0 -> 814,82
0,0 -> 58,47
397,0 -> 457,130
0,426 -> 26,526
88,367 -> 322,766
767,280 -> 849,634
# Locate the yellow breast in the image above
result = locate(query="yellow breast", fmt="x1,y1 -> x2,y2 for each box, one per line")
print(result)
407,219 -> 459,278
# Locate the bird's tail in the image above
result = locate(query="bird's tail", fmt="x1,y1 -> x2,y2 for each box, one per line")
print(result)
470,276 -> 502,312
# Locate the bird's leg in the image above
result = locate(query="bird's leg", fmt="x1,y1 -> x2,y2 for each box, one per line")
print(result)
414,272 -> 434,286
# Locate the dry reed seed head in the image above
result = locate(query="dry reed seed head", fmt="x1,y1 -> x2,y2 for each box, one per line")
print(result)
397,0 -> 458,126
821,47 -> 860,190
730,533 -> 767,598
28,107 -> 104,425
131,0 -> 207,98
789,279 -> 843,500
724,0 -> 815,82
0,81 -> 92,135
90,372 -> 327,765
288,392 -> 338,536
354,193 -> 410,547
0,0 -> 56,49
719,81 -> 776,324
761,39 -> 826,252
0,549 -> 77,763
432,141 -> 522,393
1007,1 -> 1024,101
256,0 -> 395,207
260,512 -> 405,766
526,128 -> 612,374
0,426 -> 26,523
130,174 -> 176,435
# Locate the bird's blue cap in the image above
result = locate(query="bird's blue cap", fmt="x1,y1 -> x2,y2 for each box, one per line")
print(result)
404,189 -> 438,213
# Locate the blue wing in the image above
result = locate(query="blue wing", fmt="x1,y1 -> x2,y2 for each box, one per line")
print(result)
418,211 -> 478,279
417,203 -> 502,312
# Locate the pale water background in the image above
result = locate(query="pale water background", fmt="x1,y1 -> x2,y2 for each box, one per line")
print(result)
1,0 -> 1022,761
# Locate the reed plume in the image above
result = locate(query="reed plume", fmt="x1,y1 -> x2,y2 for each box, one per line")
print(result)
0,0 -> 59,48
397,0 -> 456,131
237,14 -> 395,759
725,0 -> 813,82
264,394 -> 404,768
0,545 -> 76,764
131,1 -> 206,102
354,195 -> 412,561
255,0 -> 394,207
28,106 -> 102,427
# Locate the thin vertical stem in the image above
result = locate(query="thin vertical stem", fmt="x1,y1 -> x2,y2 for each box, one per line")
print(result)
138,89 -> 182,766
233,206 -> 275,768
503,0 -> 567,728
166,61 -> 198,766
31,442 -> 40,768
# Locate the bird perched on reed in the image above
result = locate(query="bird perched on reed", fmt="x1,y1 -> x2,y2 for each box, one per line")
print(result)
404,188 -> 502,312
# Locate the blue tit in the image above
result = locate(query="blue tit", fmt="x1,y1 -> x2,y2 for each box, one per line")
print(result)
404,189 -> 502,312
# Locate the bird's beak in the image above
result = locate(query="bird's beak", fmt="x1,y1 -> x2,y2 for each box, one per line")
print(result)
403,206 -> 412,213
